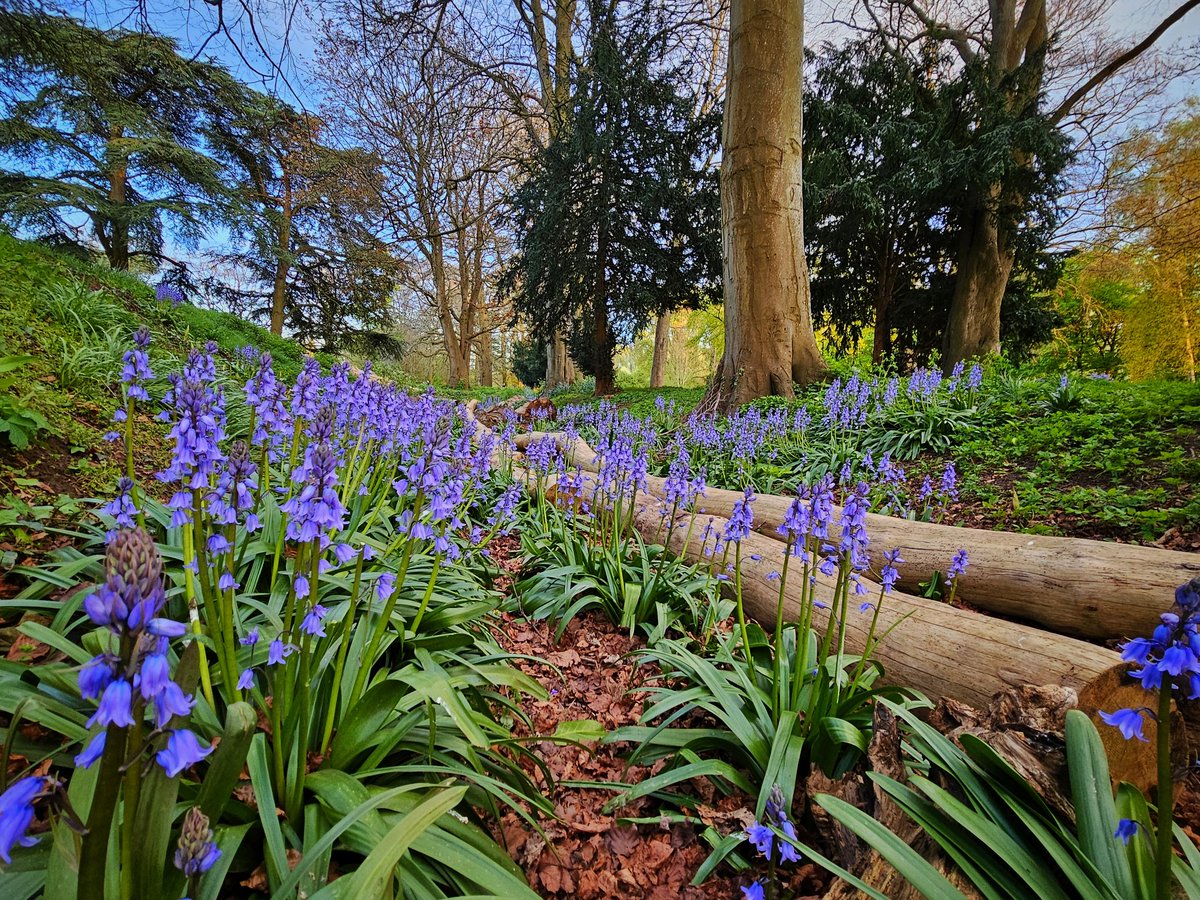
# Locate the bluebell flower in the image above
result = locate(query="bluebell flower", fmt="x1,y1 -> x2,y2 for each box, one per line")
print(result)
1099,707 -> 1148,742
79,655 -> 117,700
301,604 -> 328,638
137,653 -> 171,699
147,618 -> 188,638
175,807 -> 220,875
75,731 -> 107,768
746,821 -> 773,856
267,639 -> 296,667
1114,819 -> 1138,845
89,679 -> 135,729
741,882 -> 764,900
104,477 -> 138,529
376,572 -> 396,604
880,548 -> 904,594
240,627 -> 260,646
295,574 -> 310,600
0,776 -> 45,863
154,681 -> 195,728
947,549 -> 969,583
237,669 -> 255,691
156,729 -> 212,777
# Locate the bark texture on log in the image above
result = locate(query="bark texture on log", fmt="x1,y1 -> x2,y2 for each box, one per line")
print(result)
516,429 -> 1200,642
648,475 -> 1200,642
634,502 -> 1122,710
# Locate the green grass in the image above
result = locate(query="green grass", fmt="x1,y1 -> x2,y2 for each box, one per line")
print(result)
0,232 -> 333,501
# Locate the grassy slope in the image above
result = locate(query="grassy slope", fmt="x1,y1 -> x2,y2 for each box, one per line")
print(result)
0,234 -> 328,545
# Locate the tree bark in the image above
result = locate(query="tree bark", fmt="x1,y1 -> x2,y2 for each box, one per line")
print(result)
649,310 -> 671,388
592,216 -> 616,396
106,126 -> 130,271
474,333 -> 494,386
704,0 -> 826,413
942,203 -> 1014,369
269,181 -> 293,336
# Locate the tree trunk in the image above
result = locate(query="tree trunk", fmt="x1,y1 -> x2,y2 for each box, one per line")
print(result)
704,0 -> 826,414
942,203 -> 1014,371
545,331 -> 574,390
649,310 -> 671,388
592,218 -> 615,396
475,333 -> 494,386
270,200 -> 293,336
107,126 -> 130,271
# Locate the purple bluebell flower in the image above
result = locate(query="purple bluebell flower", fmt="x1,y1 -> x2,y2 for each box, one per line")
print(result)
880,548 -> 904,594
0,775 -> 45,863
236,669 -> 255,691
75,731 -> 107,768
89,679 -> 135,729
1114,819 -> 1138,845
156,729 -> 212,777
741,882 -> 764,900
301,604 -> 328,638
120,326 -> 153,402
724,487 -> 755,543
282,443 -> 346,547
240,627 -> 260,646
947,549 -> 969,583
1099,707 -> 1148,742
154,682 -> 194,728
746,821 -> 773,856
79,655 -> 117,700
967,363 -> 984,390
137,653 -> 171,699
104,477 -> 138,529
175,807 -> 221,876
267,639 -> 296,667
155,283 -> 184,306
376,572 -> 396,604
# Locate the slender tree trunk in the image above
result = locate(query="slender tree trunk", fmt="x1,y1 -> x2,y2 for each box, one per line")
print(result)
592,218 -> 615,396
546,332 -> 574,389
475,333 -> 494,386
942,203 -> 1014,370
107,126 -> 130,271
270,199 -> 293,336
704,0 -> 826,413
649,311 -> 671,388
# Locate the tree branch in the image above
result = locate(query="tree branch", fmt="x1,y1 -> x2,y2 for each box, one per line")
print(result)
1050,0 -> 1200,122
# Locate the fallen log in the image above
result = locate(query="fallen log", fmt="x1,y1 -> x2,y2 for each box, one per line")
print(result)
509,426 -> 1200,643
643,474 -> 1200,643
630,501 -> 1122,711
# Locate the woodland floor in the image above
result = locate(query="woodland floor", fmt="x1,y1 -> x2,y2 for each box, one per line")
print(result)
486,535 -> 827,898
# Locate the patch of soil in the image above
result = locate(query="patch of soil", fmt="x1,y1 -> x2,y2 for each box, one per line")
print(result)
0,433 -> 94,499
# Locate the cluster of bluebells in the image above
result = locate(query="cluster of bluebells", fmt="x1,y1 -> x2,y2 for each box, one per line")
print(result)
742,785 -> 802,899
1100,578 -> 1200,744
104,326 -> 154,444
1098,578 -> 1200,847
174,806 -> 220,878
155,283 -> 185,306
559,364 -> 984,523
76,528 -> 212,777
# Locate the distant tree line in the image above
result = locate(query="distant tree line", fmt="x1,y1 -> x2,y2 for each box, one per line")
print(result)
0,8 -> 398,351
